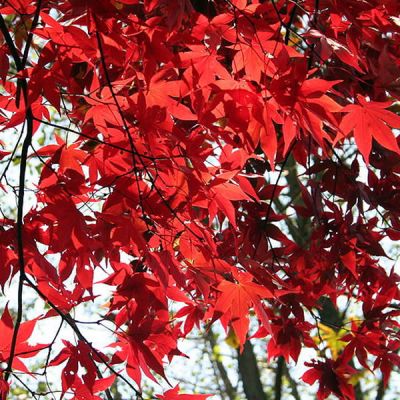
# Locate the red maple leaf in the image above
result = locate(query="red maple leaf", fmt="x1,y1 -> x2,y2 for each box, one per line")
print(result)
214,270 -> 273,347
302,358 -> 356,400
156,385 -> 212,400
0,306 -> 47,373
340,95 -> 400,162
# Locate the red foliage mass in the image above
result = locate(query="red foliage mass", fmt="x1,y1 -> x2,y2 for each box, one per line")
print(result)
1,0 -> 400,398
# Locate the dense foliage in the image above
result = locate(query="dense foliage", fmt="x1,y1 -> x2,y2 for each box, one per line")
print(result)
1,0 -> 400,399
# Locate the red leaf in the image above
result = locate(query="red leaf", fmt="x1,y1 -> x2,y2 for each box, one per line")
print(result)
0,307 -> 47,373
214,271 -> 273,348
340,96 -> 400,162
156,385 -> 213,400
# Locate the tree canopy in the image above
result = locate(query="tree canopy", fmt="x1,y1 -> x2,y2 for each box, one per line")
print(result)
1,0 -> 400,399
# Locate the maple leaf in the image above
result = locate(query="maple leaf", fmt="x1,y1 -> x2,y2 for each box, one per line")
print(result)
0,373 -> 9,400
249,101 -> 282,168
37,135 -> 87,176
340,95 -> 400,162
269,68 -> 343,151
302,358 -> 356,400
134,69 -> 196,121
214,271 -> 273,348
0,306 -> 47,373
232,36 -> 302,82
178,45 -> 230,89
308,29 -> 365,73
315,323 -> 348,360
264,319 -> 315,363
156,385 -> 212,400
49,340 -> 109,394
208,179 -> 252,228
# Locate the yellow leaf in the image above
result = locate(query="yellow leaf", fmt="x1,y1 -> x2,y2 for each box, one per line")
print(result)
314,323 -> 347,360
225,328 -> 240,349
112,1 -> 124,10
348,370 -> 366,385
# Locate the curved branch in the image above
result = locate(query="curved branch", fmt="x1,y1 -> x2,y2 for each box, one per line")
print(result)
0,6 -> 39,381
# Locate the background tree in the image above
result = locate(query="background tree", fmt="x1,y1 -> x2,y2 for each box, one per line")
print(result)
1,1 -> 400,399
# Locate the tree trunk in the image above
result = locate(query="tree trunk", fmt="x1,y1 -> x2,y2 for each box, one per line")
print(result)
238,341 -> 268,400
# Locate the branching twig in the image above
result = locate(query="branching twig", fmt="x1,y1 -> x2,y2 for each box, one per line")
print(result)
0,4 -> 40,380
